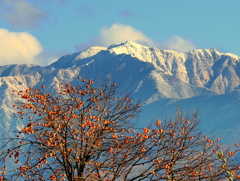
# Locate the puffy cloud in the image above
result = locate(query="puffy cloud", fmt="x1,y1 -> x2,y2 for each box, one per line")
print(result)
75,23 -> 197,53
99,24 -> 156,47
165,35 -> 197,52
0,29 -> 43,65
75,23 -> 156,51
1,0 -> 47,29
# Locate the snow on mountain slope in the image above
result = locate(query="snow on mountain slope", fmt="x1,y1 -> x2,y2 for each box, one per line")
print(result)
50,41 -> 240,94
51,46 -> 107,68
0,64 -> 41,77
0,41 -> 240,144
186,48 -> 240,94
107,42 -> 240,95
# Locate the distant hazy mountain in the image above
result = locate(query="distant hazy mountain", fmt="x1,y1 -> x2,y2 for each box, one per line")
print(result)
1,41 -> 240,143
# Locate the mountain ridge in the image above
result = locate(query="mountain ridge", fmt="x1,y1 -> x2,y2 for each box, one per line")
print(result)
50,41 -> 240,96
0,41 -> 239,143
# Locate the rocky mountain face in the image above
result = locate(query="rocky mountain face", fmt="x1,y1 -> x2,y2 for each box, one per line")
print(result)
0,41 -> 240,143
52,41 -> 240,96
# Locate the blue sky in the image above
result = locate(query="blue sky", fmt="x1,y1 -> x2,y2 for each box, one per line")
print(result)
0,0 -> 240,66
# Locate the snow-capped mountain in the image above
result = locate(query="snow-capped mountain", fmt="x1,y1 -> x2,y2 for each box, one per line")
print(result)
1,41 -> 240,143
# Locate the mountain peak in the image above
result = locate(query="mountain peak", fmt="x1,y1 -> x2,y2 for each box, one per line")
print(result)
107,41 -> 147,50
77,46 -> 107,59
106,41 -> 158,62
50,46 -> 107,68
84,46 -> 107,52
187,48 -> 240,60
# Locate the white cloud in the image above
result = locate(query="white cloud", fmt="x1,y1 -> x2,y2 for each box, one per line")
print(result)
99,24 -> 156,47
1,0 -> 47,29
75,23 -> 156,51
165,35 -> 197,52
0,29 -> 67,66
0,29 -> 43,65
75,23 -> 197,53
